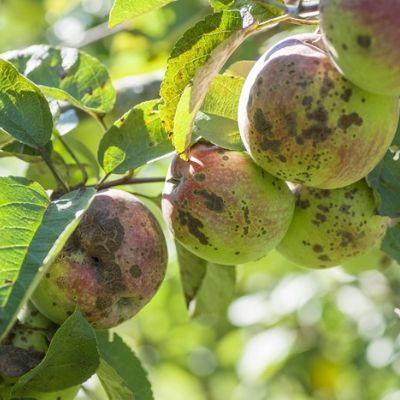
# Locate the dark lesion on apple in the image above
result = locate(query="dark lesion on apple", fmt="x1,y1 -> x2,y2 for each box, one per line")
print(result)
71,209 -> 127,295
0,345 -> 44,378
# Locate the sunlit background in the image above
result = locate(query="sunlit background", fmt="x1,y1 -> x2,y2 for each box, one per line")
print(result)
1,1 -> 400,399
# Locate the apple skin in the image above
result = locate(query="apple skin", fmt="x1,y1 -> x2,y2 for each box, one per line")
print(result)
0,319 -> 49,393
238,33 -> 399,189
319,0 -> 400,96
277,180 -> 389,268
341,243 -> 393,274
31,189 -> 168,330
18,385 -> 81,400
0,306 -> 80,399
162,142 -> 295,265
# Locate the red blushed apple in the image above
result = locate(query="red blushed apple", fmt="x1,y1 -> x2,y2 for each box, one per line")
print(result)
320,0 -> 400,96
31,189 -> 168,329
238,33 -> 399,189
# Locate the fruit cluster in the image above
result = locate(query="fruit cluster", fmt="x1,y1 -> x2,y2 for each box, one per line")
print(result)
163,1 -> 399,270
4,0 -> 398,343
2,1 -> 399,398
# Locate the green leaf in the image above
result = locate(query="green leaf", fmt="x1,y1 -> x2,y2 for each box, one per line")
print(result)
0,186 -> 95,340
26,135 -> 98,190
0,59 -> 53,148
210,0 -> 234,11
0,177 -> 49,331
172,85 -> 197,158
53,135 -> 100,183
212,0 -> 284,19
109,0 -> 176,27
159,10 -> 257,155
193,263 -> 236,319
381,224 -> 400,264
25,151 -> 72,191
202,74 -> 244,121
98,99 -> 173,175
13,309 -> 99,393
176,243 -> 207,307
2,45 -> 116,114
97,332 -> 153,400
97,359 -> 134,400
194,112 -> 244,151
193,73 -> 245,151
176,242 -> 236,318
0,130 -> 12,146
367,125 -> 400,217
233,0 -> 285,22
0,141 -> 50,163
225,60 -> 255,78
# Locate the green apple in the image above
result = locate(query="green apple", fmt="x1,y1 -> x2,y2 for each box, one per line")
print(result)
277,180 -> 389,268
238,33 -> 399,189
320,0 -> 400,96
162,142 -> 295,265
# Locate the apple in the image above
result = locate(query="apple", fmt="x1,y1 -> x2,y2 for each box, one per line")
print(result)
31,189 -> 168,329
162,142 -> 295,265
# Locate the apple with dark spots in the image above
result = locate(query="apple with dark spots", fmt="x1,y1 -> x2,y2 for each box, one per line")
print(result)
31,189 -> 168,329
5,322 -> 49,354
238,33 -> 399,189
17,301 -> 58,331
277,180 -> 389,268
162,142 -> 295,265
341,243 -> 393,274
1,303 -> 55,356
0,307 -> 79,399
320,0 -> 400,96
17,386 -> 81,400
0,314 -> 50,392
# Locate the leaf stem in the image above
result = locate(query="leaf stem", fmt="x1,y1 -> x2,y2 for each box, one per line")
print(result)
288,17 -> 320,25
127,191 -> 162,202
38,147 -> 70,193
257,14 -> 291,30
56,133 -> 89,184
93,113 -> 108,132
97,176 -> 166,190
96,172 -> 111,187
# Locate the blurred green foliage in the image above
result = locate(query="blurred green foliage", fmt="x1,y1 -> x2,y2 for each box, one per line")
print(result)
1,1 -> 400,399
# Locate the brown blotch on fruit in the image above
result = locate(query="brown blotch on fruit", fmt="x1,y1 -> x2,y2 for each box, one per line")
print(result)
357,35 -> 371,49
194,173 -> 206,181
0,345 -> 44,378
313,244 -> 324,253
178,210 -> 209,245
253,108 -> 273,135
338,112 -> 363,130
129,265 -> 142,278
193,189 -> 224,212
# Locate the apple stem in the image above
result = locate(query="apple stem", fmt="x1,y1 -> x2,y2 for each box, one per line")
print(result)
90,112 -> 108,132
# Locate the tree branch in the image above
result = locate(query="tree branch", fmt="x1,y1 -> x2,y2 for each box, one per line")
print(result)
60,21 -> 131,49
97,176 -> 166,190
56,133 -> 89,184
38,147 -> 70,193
